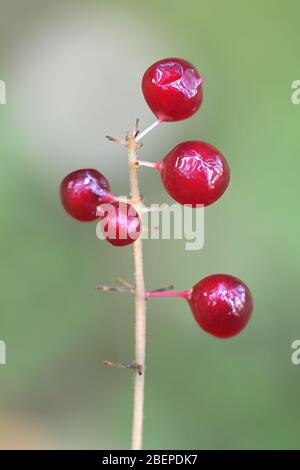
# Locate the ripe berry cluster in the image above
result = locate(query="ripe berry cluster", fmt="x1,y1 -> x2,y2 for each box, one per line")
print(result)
60,57 -> 253,339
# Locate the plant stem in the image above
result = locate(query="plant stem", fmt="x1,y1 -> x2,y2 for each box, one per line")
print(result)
127,123 -> 147,451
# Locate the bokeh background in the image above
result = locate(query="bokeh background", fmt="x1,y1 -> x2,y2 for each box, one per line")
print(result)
0,0 -> 300,450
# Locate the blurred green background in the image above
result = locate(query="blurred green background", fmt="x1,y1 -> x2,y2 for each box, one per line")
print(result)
0,0 -> 300,450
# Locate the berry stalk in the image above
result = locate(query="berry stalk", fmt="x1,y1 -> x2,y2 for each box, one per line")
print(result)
127,121 -> 147,451
146,290 -> 190,299
135,118 -> 161,142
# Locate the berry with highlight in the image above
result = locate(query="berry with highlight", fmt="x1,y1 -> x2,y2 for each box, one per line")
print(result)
99,202 -> 142,247
189,274 -> 253,338
158,141 -> 230,206
142,58 -> 203,122
60,169 -> 114,222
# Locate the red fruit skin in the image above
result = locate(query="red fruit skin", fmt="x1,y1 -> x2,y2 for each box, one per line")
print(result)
99,202 -> 142,247
60,169 -> 114,222
189,274 -> 253,338
159,141 -> 230,207
142,58 -> 203,122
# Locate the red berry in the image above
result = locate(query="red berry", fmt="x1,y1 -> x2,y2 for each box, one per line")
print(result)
142,58 -> 203,122
60,169 -> 115,222
158,141 -> 230,207
99,202 -> 142,247
189,274 -> 253,338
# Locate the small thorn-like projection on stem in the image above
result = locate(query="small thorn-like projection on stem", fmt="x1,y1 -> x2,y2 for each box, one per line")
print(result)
116,277 -> 135,289
96,284 -> 134,294
149,285 -> 174,293
133,118 -> 140,138
135,119 -> 161,142
96,283 -> 176,297
105,135 -> 126,146
103,360 -> 143,375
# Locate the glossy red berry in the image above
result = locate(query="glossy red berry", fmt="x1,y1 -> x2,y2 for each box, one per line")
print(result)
99,202 -> 142,247
157,141 -> 230,207
142,58 -> 203,122
60,169 -> 115,222
189,274 -> 253,338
